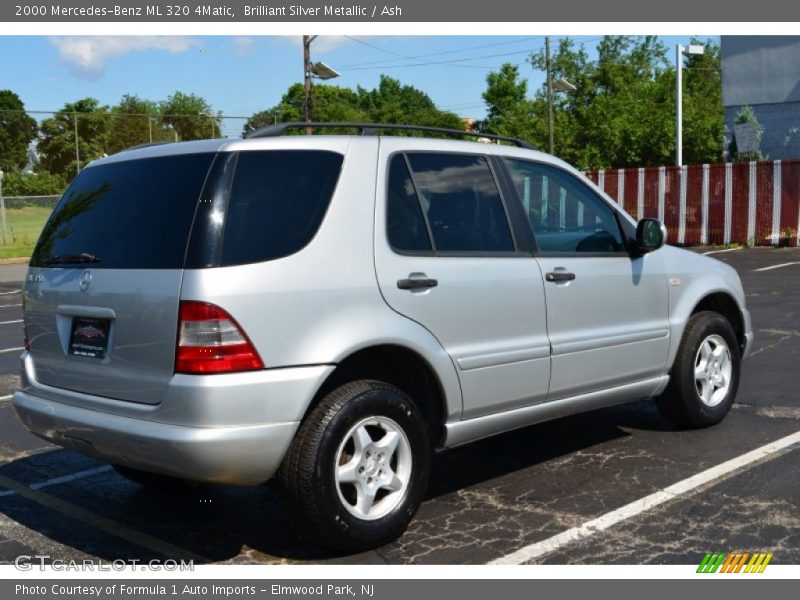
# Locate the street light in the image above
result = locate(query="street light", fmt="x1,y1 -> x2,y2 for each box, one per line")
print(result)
303,36 -> 341,134
675,43 -> 705,166
545,36 -> 576,155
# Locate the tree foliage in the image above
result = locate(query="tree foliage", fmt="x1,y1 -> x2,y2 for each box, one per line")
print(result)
1,170 -> 66,196
107,94 -> 172,154
0,90 -> 38,173
479,36 -> 724,170
243,75 -> 463,137
160,92 -> 221,141
38,98 -> 109,179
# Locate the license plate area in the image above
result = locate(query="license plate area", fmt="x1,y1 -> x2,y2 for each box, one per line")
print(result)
68,317 -> 111,359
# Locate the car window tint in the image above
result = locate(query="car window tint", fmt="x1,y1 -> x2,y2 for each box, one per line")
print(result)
220,150 -> 343,266
405,153 -> 514,253
503,158 -> 625,254
30,153 -> 215,269
386,154 -> 432,252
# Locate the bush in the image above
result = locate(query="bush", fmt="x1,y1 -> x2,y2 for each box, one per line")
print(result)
1,171 -> 66,196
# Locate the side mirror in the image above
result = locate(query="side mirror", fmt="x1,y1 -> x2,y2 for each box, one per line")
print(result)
635,218 -> 666,253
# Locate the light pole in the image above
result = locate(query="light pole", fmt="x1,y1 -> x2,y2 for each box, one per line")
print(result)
0,169 -> 6,245
675,43 -> 704,166
302,35 -> 340,134
545,36 -> 576,155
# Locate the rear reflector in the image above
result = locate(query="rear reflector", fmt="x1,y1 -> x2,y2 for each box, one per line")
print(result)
175,301 -> 264,374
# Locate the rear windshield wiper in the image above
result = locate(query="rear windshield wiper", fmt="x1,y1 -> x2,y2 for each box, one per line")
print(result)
43,253 -> 102,266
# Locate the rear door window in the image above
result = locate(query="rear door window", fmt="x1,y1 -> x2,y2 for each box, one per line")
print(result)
219,150 -> 343,266
30,153 -> 215,269
403,153 -> 514,253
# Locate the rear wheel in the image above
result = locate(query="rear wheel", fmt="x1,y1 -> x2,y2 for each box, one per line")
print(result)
656,311 -> 741,428
280,380 -> 432,552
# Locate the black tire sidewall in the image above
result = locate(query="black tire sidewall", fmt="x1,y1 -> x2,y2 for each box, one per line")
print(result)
675,312 -> 741,426
314,384 -> 432,548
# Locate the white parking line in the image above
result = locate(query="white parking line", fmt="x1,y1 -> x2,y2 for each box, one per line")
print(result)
0,319 -> 22,325
0,394 -> 11,403
0,346 -> 24,354
0,466 -> 113,499
488,429 -> 800,565
753,262 -> 800,272
702,247 -> 742,256
0,303 -> 22,308
0,290 -> 20,295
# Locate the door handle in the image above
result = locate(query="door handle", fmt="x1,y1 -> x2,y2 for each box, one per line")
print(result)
397,274 -> 438,290
545,271 -> 576,283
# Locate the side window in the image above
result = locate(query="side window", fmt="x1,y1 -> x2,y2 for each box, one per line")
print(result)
503,158 -> 625,254
405,153 -> 514,253
387,154 -> 433,252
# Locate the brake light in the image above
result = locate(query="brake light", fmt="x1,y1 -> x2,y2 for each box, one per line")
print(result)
175,301 -> 264,374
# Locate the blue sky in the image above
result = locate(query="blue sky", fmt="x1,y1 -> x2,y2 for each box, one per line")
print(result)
2,35 -> 711,137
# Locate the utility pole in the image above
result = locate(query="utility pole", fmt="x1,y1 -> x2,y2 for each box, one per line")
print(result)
73,112 -> 81,174
303,35 -> 316,135
0,169 -> 6,246
675,44 -> 683,167
546,36 -> 554,155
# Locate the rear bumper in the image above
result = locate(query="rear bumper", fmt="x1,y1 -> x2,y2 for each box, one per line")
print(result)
12,390 -> 299,485
13,353 -> 335,485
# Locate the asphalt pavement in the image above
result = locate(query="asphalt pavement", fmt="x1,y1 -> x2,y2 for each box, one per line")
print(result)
0,248 -> 798,565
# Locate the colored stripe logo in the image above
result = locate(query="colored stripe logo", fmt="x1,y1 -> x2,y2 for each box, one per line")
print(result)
697,552 -> 773,573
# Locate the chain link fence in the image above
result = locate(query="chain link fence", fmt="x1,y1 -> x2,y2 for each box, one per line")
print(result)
0,195 -> 60,259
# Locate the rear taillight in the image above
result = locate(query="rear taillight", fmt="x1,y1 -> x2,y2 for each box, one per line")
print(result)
175,301 -> 264,374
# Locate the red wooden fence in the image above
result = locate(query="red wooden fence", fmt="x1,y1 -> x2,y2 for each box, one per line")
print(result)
586,160 -> 800,247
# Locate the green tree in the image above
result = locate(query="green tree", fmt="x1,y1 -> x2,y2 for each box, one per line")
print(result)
160,92 -> 221,141
243,76 -> 462,137
107,94 -> 172,154
1,170 -> 66,196
682,38 -> 724,164
476,36 -> 724,169
729,105 -> 764,161
476,63 -> 544,144
0,90 -> 38,172
38,98 -> 109,179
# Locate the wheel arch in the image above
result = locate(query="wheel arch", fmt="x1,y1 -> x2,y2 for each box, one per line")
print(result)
668,285 -> 747,368
303,344 -> 454,448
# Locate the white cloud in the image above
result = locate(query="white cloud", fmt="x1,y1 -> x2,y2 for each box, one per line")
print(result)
49,36 -> 203,80
231,37 -> 256,56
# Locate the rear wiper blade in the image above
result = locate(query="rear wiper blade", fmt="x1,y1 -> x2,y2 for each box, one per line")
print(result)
43,253 -> 102,265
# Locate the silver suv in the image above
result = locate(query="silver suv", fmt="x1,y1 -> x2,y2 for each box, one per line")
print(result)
13,123 -> 752,551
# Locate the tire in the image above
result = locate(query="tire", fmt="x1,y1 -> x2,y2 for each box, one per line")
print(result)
112,465 -> 199,492
656,311 -> 741,428
280,380 -> 432,552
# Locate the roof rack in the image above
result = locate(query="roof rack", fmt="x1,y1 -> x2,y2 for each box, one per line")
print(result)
246,122 -> 535,150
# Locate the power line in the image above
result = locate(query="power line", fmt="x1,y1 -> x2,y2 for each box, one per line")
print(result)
337,36 -> 542,69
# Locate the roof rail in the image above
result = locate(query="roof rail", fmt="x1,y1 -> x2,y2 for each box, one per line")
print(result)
246,122 -> 535,150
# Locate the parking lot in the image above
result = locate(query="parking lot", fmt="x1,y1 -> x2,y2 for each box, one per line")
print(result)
0,248 -> 798,566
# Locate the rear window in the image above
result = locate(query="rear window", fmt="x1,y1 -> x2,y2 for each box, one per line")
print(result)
30,153 -> 215,269
218,150 -> 343,266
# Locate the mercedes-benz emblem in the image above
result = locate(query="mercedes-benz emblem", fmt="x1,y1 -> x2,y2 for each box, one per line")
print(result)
79,270 -> 92,292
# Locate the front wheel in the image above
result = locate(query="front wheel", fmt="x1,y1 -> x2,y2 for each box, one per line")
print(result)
280,380 -> 432,552
656,311 -> 741,428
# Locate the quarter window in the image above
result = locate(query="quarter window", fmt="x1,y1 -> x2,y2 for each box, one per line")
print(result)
386,154 -> 432,252
503,158 -> 625,254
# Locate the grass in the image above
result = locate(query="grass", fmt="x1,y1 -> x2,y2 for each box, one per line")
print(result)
0,206 -> 52,259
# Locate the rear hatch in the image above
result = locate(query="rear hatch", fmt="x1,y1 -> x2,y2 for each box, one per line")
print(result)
24,150 -> 216,404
